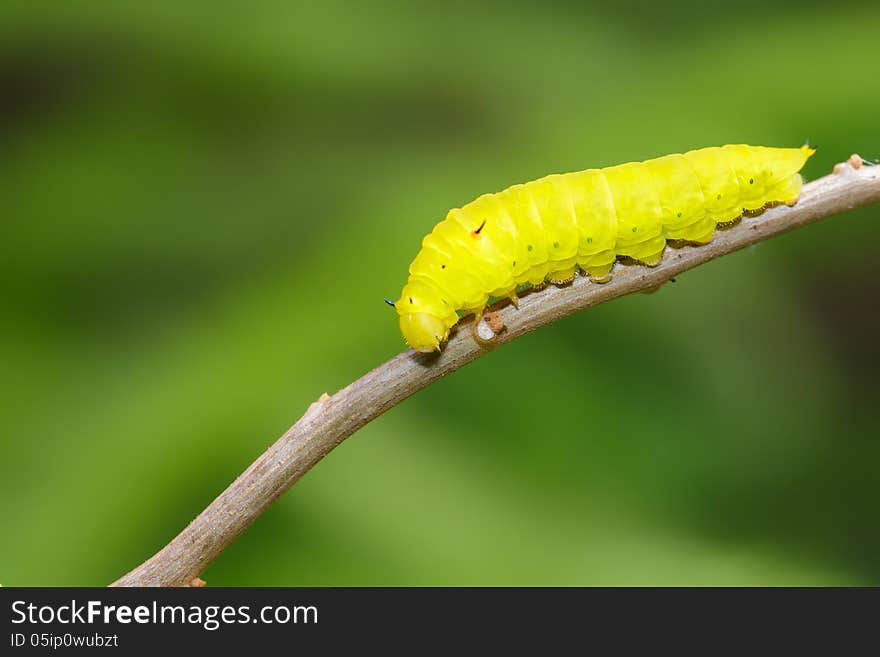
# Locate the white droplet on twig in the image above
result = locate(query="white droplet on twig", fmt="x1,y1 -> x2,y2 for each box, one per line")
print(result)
476,318 -> 496,341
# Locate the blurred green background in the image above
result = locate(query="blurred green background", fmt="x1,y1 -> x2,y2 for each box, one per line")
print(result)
2,1 -> 878,586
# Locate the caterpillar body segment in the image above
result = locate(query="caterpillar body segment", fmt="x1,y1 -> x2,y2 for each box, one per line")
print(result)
396,144 -> 815,352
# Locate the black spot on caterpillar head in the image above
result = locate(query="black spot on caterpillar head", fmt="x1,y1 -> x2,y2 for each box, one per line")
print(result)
441,264 -> 446,269
409,297 -> 413,304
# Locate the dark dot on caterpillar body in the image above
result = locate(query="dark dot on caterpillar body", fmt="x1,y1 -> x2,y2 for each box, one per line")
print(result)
749,178 -> 754,184
716,194 -> 721,200
677,212 -> 682,218
527,244 -> 533,251
441,264 -> 445,269
553,241 -> 559,249
632,226 -> 637,232
587,237 -> 593,243
512,261 -> 516,267
409,298 -> 413,304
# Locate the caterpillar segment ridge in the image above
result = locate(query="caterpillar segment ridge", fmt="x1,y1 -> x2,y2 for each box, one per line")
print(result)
394,144 -> 815,352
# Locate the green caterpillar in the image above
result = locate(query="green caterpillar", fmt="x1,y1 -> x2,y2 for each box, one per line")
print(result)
395,144 -> 815,352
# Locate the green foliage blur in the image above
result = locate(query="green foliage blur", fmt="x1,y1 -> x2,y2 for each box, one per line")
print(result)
2,1 -> 878,586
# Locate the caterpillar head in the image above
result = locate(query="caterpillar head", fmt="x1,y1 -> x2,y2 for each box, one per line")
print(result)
396,280 -> 456,353
399,312 -> 448,352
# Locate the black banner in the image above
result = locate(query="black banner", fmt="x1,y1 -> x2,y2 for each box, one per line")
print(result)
1,588 -> 876,651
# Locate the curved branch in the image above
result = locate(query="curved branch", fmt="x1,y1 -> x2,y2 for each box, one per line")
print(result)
112,159 -> 880,587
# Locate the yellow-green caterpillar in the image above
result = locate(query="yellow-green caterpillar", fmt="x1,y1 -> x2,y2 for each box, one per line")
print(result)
395,144 -> 815,352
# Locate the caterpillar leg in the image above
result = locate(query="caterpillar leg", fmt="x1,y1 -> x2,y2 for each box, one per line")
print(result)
585,262 -> 614,283
508,291 -> 519,309
548,265 -> 576,285
716,216 -> 742,229
673,226 -> 714,245
618,235 -> 667,266
666,216 -> 715,245
636,248 -> 665,267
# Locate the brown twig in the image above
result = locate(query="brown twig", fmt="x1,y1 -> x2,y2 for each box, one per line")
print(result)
112,159 -> 880,587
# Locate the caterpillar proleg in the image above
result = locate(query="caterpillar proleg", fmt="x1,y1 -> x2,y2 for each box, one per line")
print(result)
395,144 -> 815,352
